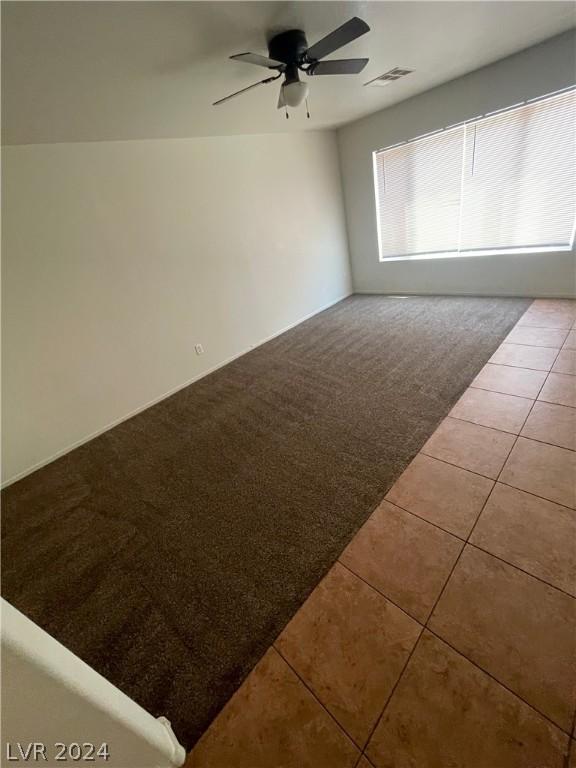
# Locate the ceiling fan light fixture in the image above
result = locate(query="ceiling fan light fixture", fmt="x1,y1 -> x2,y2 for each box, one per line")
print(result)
281,80 -> 309,108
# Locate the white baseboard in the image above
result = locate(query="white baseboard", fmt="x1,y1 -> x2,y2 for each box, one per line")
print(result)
353,290 -> 576,299
2,292 -> 352,489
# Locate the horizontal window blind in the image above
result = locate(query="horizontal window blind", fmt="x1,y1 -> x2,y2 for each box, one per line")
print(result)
374,127 -> 464,258
460,90 -> 576,252
374,88 -> 576,260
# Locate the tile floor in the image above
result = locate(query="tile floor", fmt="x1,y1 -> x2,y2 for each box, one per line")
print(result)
187,299 -> 576,768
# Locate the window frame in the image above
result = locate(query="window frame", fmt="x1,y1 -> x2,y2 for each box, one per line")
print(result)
372,86 -> 576,263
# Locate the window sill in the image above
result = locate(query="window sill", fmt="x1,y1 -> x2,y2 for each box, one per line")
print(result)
379,245 -> 573,263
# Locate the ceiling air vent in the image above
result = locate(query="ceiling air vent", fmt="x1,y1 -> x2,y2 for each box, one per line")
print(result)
365,67 -> 413,87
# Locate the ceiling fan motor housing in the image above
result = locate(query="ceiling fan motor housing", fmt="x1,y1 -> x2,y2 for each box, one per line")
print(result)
268,29 -> 309,69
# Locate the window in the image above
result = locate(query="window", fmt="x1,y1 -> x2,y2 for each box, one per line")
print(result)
373,89 -> 576,261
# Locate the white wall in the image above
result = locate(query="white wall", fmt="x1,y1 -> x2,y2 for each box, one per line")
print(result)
2,131 -> 351,483
338,30 -> 576,298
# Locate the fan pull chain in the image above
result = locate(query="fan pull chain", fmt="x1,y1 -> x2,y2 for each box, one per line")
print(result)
306,97 -> 310,119
285,106 -> 289,119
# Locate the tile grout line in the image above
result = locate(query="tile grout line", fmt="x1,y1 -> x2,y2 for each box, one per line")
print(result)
448,412 -> 531,436
338,559 -> 425,625
426,410 -> 576,464
358,307 -> 575,759
357,428 -> 502,760
495,342 -> 562,351
503,341 -> 569,349
455,389 -> 536,403
355,491 -> 484,760
569,712 -> 576,768
414,349 -> 568,727
481,360 -> 557,373
416,451 -> 576,511
341,550 -> 575,740
415,450 -> 509,481
469,357 -> 575,396
423,415 -> 533,439
523,344 -> 565,428
356,624 -> 426,759
496,477 -> 576,510
471,363 -> 574,386
381,497 -> 473,542
423,626 -> 576,740
473,332 -> 563,522
486,356 -> 562,373
425,338 -> 571,727
515,326 -> 574,331
364,495 -> 576,599
518,322 -> 575,330
464,541 -> 575,601
496,349 -> 570,452
276,541 -> 527,760
481,340 -> 564,476
271,644 -> 365,755
448,410 -> 576,453
470,382 -> 548,400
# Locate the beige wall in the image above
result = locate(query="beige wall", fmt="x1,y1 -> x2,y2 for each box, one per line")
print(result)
2,132 -> 351,483
338,30 -> 576,298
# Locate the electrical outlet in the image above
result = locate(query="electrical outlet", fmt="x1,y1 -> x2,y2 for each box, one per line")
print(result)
194,344 -> 204,355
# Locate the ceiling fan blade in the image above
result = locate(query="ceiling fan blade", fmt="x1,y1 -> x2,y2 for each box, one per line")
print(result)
213,76 -> 278,106
309,58 -> 369,76
230,52 -> 285,69
306,17 -> 370,62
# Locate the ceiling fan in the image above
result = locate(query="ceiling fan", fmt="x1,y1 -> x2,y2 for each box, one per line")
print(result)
213,17 -> 370,114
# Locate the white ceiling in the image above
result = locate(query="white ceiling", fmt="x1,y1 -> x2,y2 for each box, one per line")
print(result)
2,1 -> 575,145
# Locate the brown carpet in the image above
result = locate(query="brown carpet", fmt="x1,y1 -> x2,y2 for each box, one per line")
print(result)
1,295 -> 530,748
